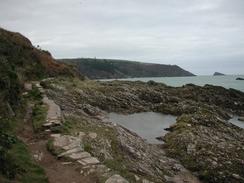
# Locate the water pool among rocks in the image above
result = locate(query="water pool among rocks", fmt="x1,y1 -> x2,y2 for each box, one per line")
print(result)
229,116 -> 244,129
108,112 -> 177,144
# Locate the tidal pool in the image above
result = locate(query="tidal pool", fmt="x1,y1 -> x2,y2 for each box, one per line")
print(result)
229,116 -> 244,129
108,112 -> 177,144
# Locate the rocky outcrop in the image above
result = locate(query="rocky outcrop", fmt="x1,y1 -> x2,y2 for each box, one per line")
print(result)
236,77 -> 244,80
163,111 -> 244,183
213,72 -> 225,76
41,78 -> 244,183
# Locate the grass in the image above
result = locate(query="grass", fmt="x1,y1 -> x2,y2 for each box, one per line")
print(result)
32,103 -> 48,132
0,85 -> 49,182
56,116 -> 136,182
9,141 -> 48,183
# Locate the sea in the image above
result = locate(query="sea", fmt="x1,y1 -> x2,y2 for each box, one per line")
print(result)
102,75 -> 244,92
104,75 -> 244,144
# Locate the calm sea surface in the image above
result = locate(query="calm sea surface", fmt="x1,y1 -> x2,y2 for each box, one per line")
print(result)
105,75 -> 244,144
108,112 -> 176,144
102,75 -> 244,92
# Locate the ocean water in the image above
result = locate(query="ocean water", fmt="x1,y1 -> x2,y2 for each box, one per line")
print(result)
102,75 -> 244,92
108,112 -> 177,144
106,76 -> 244,144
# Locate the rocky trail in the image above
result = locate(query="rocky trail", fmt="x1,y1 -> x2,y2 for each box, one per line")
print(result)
19,82 -> 130,183
19,83 -> 92,183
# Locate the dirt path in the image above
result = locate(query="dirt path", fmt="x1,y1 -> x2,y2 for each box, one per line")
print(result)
18,83 -> 95,183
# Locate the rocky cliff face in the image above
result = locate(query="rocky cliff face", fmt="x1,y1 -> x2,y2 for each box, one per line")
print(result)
59,58 -> 195,79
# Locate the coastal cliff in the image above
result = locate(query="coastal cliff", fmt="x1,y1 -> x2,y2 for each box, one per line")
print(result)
1,28 -> 244,183
59,58 -> 195,79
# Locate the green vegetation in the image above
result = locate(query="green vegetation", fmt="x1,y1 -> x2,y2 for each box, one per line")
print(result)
59,58 -> 195,79
32,103 -> 48,132
9,141 -> 48,183
52,116 -> 136,182
0,108 -> 48,182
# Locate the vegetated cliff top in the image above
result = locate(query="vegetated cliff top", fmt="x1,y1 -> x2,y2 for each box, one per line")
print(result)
0,27 -> 78,115
59,58 -> 195,79
213,72 -> 225,76
0,27 -> 77,80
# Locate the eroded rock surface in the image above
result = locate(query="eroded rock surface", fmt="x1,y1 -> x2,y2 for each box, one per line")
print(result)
163,111 -> 244,183
40,78 -> 244,183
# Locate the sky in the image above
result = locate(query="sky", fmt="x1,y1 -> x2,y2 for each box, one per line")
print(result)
0,0 -> 244,75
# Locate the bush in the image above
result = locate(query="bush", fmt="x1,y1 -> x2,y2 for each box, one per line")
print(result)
0,131 -> 18,179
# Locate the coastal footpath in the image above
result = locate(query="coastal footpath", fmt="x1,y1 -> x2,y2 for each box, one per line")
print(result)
1,27 -> 244,183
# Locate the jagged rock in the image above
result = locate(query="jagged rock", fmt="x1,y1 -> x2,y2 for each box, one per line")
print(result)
164,111 -> 244,183
42,78 -> 244,183
105,174 -> 129,183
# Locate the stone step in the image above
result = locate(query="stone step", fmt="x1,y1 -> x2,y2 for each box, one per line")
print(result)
62,141 -> 82,151
58,147 -> 83,158
77,157 -> 100,166
105,174 -> 129,183
69,152 -> 91,160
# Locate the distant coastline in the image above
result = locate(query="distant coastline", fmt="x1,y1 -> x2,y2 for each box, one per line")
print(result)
58,58 -> 195,79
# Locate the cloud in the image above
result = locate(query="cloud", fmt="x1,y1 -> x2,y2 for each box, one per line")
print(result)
0,0 -> 244,75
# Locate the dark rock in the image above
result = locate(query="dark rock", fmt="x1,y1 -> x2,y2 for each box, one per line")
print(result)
236,77 -> 244,80
155,136 -> 164,141
42,78 -> 244,183
213,72 -> 225,76
163,111 -> 244,183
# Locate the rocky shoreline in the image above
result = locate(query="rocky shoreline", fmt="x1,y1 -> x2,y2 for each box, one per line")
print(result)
40,77 -> 244,183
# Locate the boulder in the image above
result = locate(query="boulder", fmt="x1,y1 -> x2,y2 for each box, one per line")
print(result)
105,174 -> 129,183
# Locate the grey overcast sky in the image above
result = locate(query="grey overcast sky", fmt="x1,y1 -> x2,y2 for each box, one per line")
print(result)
0,0 -> 244,75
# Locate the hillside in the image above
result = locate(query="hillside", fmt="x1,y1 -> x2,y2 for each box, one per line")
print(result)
0,28 -> 78,182
59,58 -> 195,79
0,27 -> 79,114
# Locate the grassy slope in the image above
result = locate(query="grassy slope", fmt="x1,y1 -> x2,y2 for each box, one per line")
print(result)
0,27 -> 78,182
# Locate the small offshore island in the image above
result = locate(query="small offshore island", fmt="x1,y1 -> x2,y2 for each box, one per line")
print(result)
1,28 -> 244,183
